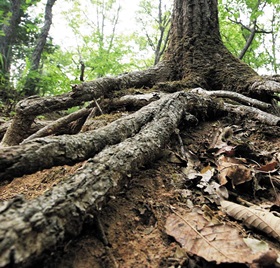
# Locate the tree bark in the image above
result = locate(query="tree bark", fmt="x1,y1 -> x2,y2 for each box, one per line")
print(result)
0,0 -> 22,83
22,107 -> 92,142
1,0 -> 280,266
2,0 -> 280,146
163,0 -> 262,95
0,92 -> 217,181
1,87 -> 279,183
0,62 -> 171,147
0,91 -> 208,267
23,0 -> 57,96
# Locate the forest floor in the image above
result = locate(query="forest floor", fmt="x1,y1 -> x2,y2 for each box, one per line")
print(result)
1,112 -> 280,268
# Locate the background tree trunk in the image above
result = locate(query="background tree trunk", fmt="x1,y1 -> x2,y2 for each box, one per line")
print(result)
23,0 -> 57,96
0,0 -> 22,84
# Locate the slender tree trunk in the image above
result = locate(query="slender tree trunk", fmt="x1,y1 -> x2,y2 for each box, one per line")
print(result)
153,0 -> 170,65
0,0 -> 22,84
23,0 -> 57,96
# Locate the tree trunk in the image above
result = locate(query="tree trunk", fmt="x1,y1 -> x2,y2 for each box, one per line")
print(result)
23,0 -> 57,96
0,0 -> 22,84
163,0 -> 259,93
153,0 -> 170,65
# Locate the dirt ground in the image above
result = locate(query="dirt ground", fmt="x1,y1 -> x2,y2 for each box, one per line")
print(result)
1,114 -> 280,268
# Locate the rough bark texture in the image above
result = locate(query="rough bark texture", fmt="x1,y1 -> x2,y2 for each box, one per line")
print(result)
1,0 -> 280,267
1,113 -> 36,147
190,88 -> 271,110
2,0 -> 280,148
2,87 -> 278,182
223,103 -> 280,126
0,63 -> 171,147
107,92 -> 163,111
163,0 -> 259,94
0,92 -> 217,181
0,91 -> 209,267
0,97 -> 160,180
22,107 -> 91,142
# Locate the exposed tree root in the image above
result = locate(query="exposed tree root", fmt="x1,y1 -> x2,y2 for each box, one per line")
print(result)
0,62 -> 171,147
22,107 -> 92,142
0,86 -> 280,267
0,92 -> 216,181
223,103 -> 280,126
2,88 -> 280,181
1,0 -> 280,266
0,91 -> 199,267
190,88 -> 272,110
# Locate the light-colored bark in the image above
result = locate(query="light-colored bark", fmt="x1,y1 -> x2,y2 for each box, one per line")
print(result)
0,92 -> 214,181
0,62 -> 171,147
0,91 -> 200,267
190,88 -> 271,110
223,103 -> 280,126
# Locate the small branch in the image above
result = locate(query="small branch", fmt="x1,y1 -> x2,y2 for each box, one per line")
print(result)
79,60 -> 85,82
81,107 -> 99,132
95,215 -> 119,268
239,27 -> 256,60
94,98 -> 103,114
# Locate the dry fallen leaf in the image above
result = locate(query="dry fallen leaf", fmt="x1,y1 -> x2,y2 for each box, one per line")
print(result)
221,200 -> 280,242
217,155 -> 252,186
257,160 -> 278,172
165,207 -> 276,265
209,126 -> 233,150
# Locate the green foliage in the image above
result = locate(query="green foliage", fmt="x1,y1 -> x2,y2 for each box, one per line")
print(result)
135,0 -> 172,65
56,0 -> 146,82
3,0 -> 280,99
0,0 -> 10,23
0,0 -> 47,93
16,48 -> 74,95
219,0 -> 280,73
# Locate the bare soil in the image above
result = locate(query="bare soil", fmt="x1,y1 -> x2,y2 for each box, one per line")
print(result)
1,114 -> 280,268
